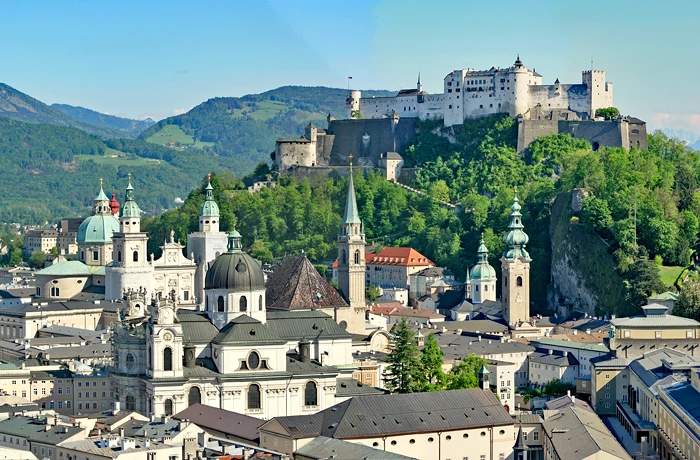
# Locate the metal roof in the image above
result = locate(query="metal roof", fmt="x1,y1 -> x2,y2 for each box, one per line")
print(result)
532,338 -> 608,353
212,315 -> 285,346
529,350 -> 580,366
0,416 -> 84,445
174,403 -> 263,443
266,310 -> 351,340
335,378 -> 386,397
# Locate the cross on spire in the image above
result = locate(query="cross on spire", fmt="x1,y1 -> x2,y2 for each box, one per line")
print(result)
349,154 -> 353,168
207,173 -> 211,183
99,177 -> 103,188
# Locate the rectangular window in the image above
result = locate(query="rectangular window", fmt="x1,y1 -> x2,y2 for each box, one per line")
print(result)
78,403 -> 82,410
533,431 -> 539,441
66,387 -> 71,394
66,401 -> 71,409
41,388 -> 46,395
58,387 -> 62,394
655,331 -> 662,338
58,401 -> 63,409
92,251 -> 99,261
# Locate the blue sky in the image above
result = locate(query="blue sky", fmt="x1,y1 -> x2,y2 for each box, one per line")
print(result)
2,0 -> 699,133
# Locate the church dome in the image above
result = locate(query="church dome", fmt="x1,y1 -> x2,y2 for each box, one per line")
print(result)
205,230 -> 265,291
469,237 -> 497,281
200,180 -> 220,217
77,214 -> 120,244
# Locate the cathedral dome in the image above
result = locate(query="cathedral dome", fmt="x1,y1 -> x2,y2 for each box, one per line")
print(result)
77,214 -> 120,244
205,230 -> 265,291
200,181 -> 220,217
469,237 -> 497,281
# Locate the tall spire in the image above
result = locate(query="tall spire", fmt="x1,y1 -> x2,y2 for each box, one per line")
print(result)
503,188 -> 530,260
200,173 -> 220,218
342,155 -> 361,225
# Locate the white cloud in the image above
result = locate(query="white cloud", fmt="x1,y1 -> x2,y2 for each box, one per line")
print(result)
172,107 -> 190,116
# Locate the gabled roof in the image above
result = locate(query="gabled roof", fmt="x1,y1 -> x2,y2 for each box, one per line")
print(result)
530,350 -> 579,366
266,255 -> 348,311
212,315 -> 285,345
366,247 -> 433,267
177,310 -> 219,345
266,310 -> 351,340
370,303 -> 444,320
174,404 -> 263,444
295,436 -> 417,460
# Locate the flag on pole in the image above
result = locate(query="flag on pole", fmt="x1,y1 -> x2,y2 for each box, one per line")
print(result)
348,76 -> 352,79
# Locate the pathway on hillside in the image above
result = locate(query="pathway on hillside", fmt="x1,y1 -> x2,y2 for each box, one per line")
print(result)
392,180 -> 462,214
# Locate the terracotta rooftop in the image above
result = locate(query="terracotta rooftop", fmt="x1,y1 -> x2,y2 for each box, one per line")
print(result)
266,255 -> 348,311
333,247 -> 434,268
370,302 -> 444,320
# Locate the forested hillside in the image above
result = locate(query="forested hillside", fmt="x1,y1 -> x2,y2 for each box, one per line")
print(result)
139,86 -> 394,164
52,104 -> 155,137
0,83 -> 126,138
0,117 -> 236,223
145,114 -> 700,316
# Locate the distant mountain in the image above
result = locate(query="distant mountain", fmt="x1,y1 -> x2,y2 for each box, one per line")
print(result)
662,128 -> 700,145
139,86 -> 395,165
52,104 -> 155,136
0,83 -> 125,138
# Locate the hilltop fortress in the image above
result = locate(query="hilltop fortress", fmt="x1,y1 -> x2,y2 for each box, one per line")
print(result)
274,56 -> 646,172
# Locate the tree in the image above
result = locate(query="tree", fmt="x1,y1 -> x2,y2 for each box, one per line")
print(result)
595,107 -> 620,120
384,319 -> 421,394
581,196 -> 613,233
365,286 -> 381,302
675,164 -> 698,211
543,379 -> 576,396
623,258 -> 665,307
418,334 -> 446,391
8,248 -> 22,266
351,109 -> 363,119
447,354 -> 488,390
28,250 -> 47,269
674,278 -> 700,321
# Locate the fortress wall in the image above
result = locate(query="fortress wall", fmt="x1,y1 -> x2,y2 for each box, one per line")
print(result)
326,118 -> 417,166
517,120 -> 559,153
359,97 -> 398,119
276,141 -> 314,168
557,120 -> 624,151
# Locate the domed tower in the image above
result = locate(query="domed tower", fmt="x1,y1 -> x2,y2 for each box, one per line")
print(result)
188,175 -> 228,308
77,179 -> 120,266
109,191 -> 120,215
501,189 -> 531,327
469,235 -> 497,304
105,175 -> 155,301
205,230 -> 266,329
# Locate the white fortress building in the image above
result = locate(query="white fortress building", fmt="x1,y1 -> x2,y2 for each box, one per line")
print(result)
347,56 -> 613,127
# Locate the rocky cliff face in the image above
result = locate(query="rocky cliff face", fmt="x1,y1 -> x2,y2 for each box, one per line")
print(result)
548,192 -> 626,317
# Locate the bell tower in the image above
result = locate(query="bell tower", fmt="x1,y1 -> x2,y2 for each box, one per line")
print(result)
336,157 -> 367,334
501,189 -> 531,327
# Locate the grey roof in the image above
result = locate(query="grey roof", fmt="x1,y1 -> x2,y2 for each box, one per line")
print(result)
59,438 -> 174,458
610,306 -> 699,328
629,348 -> 700,388
530,350 -> 580,367
0,416 -> 83,445
531,338 -> 609,353
415,267 -> 454,279
590,356 -> 632,368
544,395 -> 593,411
384,152 -> 403,161
178,310 -> 219,345
542,406 -> 631,459
205,250 -> 265,291
662,381 -> 700,427
432,331 -> 534,358
266,255 -> 347,310
99,411 -> 144,429
266,310 -> 352,341
335,378 -> 386,397
436,320 -> 508,334
212,315 -> 285,346
0,300 -> 109,317
37,325 -> 106,339
295,436 -> 417,460
513,413 -> 543,425
174,403 -> 263,443
39,342 -> 112,360
267,412 -> 324,439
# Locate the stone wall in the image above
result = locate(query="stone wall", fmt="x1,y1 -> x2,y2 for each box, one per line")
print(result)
517,118 -> 646,153
326,118 -> 417,167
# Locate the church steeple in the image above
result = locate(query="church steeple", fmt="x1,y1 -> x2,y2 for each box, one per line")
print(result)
199,174 -> 220,232
337,157 -> 367,334
501,188 -> 531,327
120,174 -> 142,232
417,72 -> 423,92
94,178 -> 111,215
469,234 -> 497,304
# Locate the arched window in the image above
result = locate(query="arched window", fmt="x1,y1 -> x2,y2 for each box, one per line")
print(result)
516,276 -> 523,287
475,285 -> 479,292
354,250 -> 360,265
164,399 -> 173,416
240,296 -> 247,312
304,381 -> 318,407
117,251 -> 122,263
188,387 -> 201,407
247,384 -> 261,410
163,347 -> 173,371
341,250 -> 346,265
217,296 -> 225,312
484,285 -> 488,291
133,251 -> 139,262
126,395 -> 135,411
259,296 -> 263,311
51,287 -> 60,297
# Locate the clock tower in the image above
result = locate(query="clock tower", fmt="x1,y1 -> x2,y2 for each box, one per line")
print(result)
501,189 -> 531,327
147,291 -> 184,380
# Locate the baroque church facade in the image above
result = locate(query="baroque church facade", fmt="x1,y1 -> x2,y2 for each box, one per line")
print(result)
110,171 -> 375,419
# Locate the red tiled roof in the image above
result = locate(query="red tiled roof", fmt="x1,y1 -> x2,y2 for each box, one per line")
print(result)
332,247 -> 433,269
369,302 -> 444,320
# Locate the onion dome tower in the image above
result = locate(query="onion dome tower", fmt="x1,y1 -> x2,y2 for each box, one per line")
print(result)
109,191 -> 120,215
77,179 -> 120,266
205,229 -> 266,328
501,188 -> 531,327
469,234 -> 497,304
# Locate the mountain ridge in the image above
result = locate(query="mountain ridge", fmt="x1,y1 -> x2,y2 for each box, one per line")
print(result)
52,104 -> 155,137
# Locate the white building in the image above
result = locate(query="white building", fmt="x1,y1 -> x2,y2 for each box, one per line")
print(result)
348,56 -> 613,128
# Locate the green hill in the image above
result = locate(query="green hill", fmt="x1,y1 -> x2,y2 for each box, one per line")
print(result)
0,117 -> 237,224
139,86 -> 394,162
52,104 -> 155,137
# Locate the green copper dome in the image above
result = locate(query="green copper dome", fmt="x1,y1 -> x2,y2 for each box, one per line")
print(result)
503,189 -> 531,260
470,236 -> 497,280
200,181 -> 220,217
77,214 -> 120,243
120,180 -> 141,218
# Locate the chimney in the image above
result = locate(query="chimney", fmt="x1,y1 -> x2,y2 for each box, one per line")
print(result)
586,329 -> 591,335
500,337 -> 505,343
456,328 -> 462,334
113,401 -> 121,414
611,314 -> 616,320
150,414 -> 156,422
641,436 -> 648,457
564,351 -> 568,357
548,349 -> 553,355
119,427 -> 125,438
299,338 -> 311,363
162,415 -> 170,424
478,335 -> 482,342
179,420 -> 187,432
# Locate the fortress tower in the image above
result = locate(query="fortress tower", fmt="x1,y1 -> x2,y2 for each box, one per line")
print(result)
510,55 -> 530,117
583,70 -> 613,118
347,90 -> 361,118
501,189 -> 531,327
